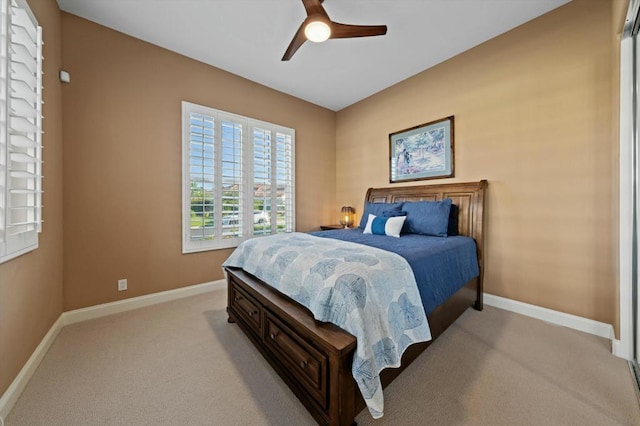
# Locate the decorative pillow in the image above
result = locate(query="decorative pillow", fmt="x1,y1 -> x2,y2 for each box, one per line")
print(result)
358,201 -> 404,229
363,214 -> 406,238
402,199 -> 453,237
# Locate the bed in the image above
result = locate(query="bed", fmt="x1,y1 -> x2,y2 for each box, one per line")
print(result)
224,180 -> 487,425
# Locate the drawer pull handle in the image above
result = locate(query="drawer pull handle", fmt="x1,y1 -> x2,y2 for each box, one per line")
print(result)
248,310 -> 257,317
299,360 -> 307,369
234,296 -> 242,302
270,331 -> 279,340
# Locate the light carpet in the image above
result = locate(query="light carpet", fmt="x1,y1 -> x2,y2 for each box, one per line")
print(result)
5,288 -> 640,425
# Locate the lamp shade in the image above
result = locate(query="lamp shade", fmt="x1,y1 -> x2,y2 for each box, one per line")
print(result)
340,206 -> 355,228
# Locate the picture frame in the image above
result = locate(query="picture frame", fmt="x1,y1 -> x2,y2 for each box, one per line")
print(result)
389,116 -> 454,183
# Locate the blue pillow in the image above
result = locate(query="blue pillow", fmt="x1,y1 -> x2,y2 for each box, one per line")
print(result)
402,199 -> 453,237
358,202 -> 404,229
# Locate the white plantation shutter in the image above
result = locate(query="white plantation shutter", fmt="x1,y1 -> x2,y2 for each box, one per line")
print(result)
251,125 -> 271,236
185,110 -> 214,246
0,0 -> 43,264
219,116 -> 243,244
249,125 -> 295,235
182,102 -> 295,253
274,130 -> 294,233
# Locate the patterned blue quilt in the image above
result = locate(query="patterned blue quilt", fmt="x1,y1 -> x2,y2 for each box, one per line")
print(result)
222,232 -> 432,419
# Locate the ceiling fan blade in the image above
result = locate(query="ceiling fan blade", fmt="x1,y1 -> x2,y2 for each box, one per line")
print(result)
301,0 -> 326,17
330,22 -> 387,39
282,22 -> 307,61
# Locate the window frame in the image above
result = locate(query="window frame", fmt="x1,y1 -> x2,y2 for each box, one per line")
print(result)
181,101 -> 295,253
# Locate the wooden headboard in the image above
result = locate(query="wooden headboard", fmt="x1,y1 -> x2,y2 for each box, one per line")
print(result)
365,180 -> 487,240
365,179 -> 488,295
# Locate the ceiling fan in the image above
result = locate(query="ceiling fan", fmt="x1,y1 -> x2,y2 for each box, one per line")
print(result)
282,0 -> 387,61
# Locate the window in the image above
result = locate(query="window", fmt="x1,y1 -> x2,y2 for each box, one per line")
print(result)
0,0 -> 43,264
182,102 -> 295,252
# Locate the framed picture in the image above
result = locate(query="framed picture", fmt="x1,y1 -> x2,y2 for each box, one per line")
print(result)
389,116 -> 454,183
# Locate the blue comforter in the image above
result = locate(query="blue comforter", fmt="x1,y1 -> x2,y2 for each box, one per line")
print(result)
310,229 -> 479,315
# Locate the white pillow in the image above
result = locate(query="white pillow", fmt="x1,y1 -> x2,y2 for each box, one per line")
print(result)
363,214 -> 406,238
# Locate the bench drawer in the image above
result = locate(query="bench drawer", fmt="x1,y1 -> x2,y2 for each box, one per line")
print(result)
264,310 -> 328,409
230,281 -> 262,335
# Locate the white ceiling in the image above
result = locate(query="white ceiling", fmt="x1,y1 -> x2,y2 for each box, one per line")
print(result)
56,0 -> 570,111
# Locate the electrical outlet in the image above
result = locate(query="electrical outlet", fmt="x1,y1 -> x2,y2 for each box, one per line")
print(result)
118,278 -> 127,291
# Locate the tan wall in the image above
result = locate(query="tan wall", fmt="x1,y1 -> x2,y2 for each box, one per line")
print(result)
0,0 -> 63,396
336,0 -> 619,328
60,13 -> 336,310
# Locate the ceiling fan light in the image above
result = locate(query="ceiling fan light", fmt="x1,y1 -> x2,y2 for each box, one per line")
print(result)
304,20 -> 331,43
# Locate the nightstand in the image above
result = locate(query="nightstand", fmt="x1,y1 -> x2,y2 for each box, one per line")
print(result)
320,224 -> 350,230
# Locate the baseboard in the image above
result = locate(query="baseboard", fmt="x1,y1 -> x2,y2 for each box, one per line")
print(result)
64,279 -> 226,325
0,279 -> 226,422
484,293 -> 618,352
0,314 -> 64,421
612,338 -> 632,360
